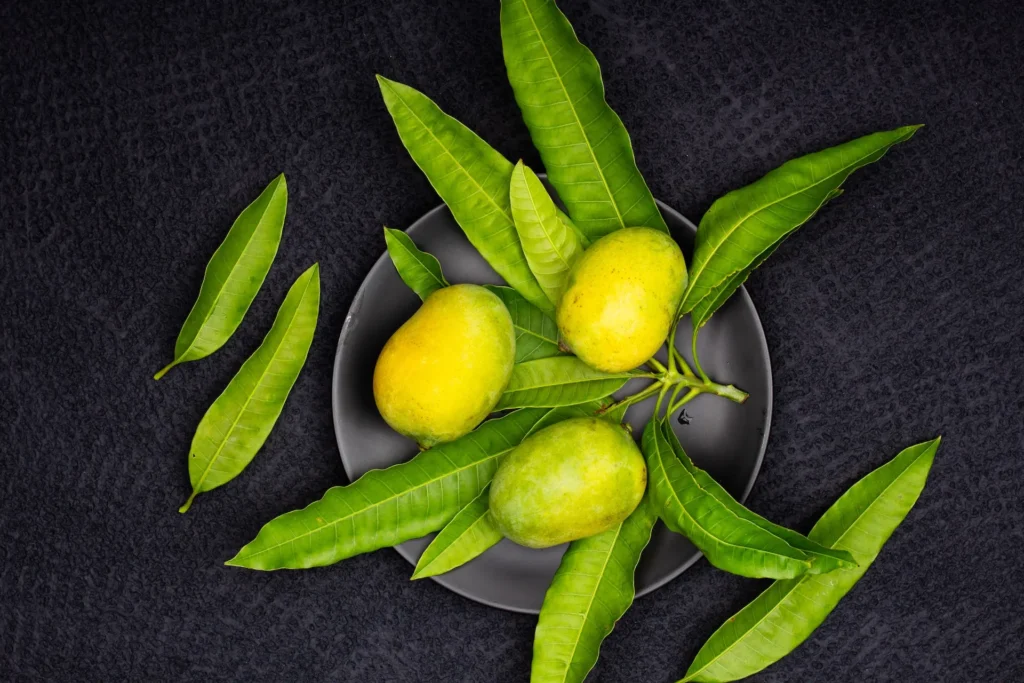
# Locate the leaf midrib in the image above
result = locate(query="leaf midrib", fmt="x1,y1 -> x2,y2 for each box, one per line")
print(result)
418,507 -> 491,575
672,439 -> 817,559
652,436 -> 807,566
236,410 -> 561,562
176,180 -> 283,362
520,169 -> 575,273
190,271 -> 314,496
549,522 -> 624,681
683,445 -> 930,680
508,373 -> 626,392
685,139 -> 903,305
382,79 -> 515,233
390,231 -> 446,292
518,0 -> 624,230
514,322 -> 558,346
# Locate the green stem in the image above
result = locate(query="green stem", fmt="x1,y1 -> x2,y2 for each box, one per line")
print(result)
153,361 -> 177,381
599,381 -> 662,417
691,329 -> 710,383
671,345 -> 696,379
666,323 -> 678,373
654,383 -> 671,418
647,357 -> 667,374
667,387 -> 702,415
179,488 -> 199,514
666,382 -> 687,410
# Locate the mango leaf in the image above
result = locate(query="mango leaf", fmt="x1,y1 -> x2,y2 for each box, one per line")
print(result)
660,422 -> 856,574
510,161 -> 584,306
558,208 -> 591,248
500,0 -> 667,240
383,227 -> 448,300
680,126 -> 922,327
497,356 -> 634,410
227,403 -> 603,570
532,494 -> 657,683
645,419 -> 820,579
411,485 -> 503,580
683,437 -> 941,682
377,76 -> 551,313
180,264 -> 320,513
155,174 -> 287,379
485,285 -> 564,363
688,189 -> 842,330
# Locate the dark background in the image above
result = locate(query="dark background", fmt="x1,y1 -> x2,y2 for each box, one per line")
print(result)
2,0 -> 1022,680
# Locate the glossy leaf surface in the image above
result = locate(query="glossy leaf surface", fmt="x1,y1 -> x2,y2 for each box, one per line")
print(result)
411,485 -> 503,580
510,161 -> 584,306
180,263 -> 320,513
501,0 -> 667,240
497,356 -> 633,410
485,285 -> 564,363
683,438 -> 940,682
645,419 -> 824,579
155,174 -> 287,379
377,76 -> 550,312
384,227 -> 448,300
681,126 -> 921,327
660,422 -> 856,574
532,494 -> 657,683
228,405 -> 596,570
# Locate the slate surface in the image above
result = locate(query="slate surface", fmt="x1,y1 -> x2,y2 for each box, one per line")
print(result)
2,0 -> 1022,680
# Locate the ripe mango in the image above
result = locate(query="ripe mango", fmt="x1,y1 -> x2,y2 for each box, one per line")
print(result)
556,227 -> 687,372
373,284 -> 515,448
489,417 -> 646,548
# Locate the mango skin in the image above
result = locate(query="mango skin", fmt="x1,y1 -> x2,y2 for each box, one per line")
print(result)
373,284 -> 515,448
489,417 -> 647,548
556,227 -> 688,373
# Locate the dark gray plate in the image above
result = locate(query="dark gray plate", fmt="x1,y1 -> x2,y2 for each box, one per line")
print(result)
332,197 -> 772,614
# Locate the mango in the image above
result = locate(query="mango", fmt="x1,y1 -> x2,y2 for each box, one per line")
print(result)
373,284 -> 515,448
489,417 -> 646,548
556,227 -> 688,373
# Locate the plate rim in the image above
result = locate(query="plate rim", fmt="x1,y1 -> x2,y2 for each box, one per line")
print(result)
331,198 -> 772,613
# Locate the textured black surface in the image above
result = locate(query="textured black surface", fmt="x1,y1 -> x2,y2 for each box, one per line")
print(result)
2,0 -> 1022,680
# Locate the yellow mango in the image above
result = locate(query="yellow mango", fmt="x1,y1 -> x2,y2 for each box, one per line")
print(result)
373,284 -> 515,447
556,227 -> 688,372
489,417 -> 646,548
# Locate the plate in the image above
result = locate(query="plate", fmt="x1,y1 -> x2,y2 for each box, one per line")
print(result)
332,194 -> 772,614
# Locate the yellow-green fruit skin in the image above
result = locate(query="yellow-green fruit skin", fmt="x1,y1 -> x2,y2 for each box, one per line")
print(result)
556,227 -> 688,373
373,284 -> 515,448
489,417 -> 647,548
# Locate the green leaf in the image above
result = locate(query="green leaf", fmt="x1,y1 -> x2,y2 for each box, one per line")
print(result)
376,75 -> 551,312
497,356 -> 633,410
500,0 -> 667,240
485,285 -> 564,363
680,126 -> 921,327
227,405 -> 597,570
683,438 -> 941,682
155,174 -> 287,379
558,208 -> 591,248
383,227 -> 448,300
411,485 -> 504,580
532,494 -> 657,683
179,264 -> 320,513
510,161 -> 585,306
645,419 -> 821,579
659,422 -> 856,574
